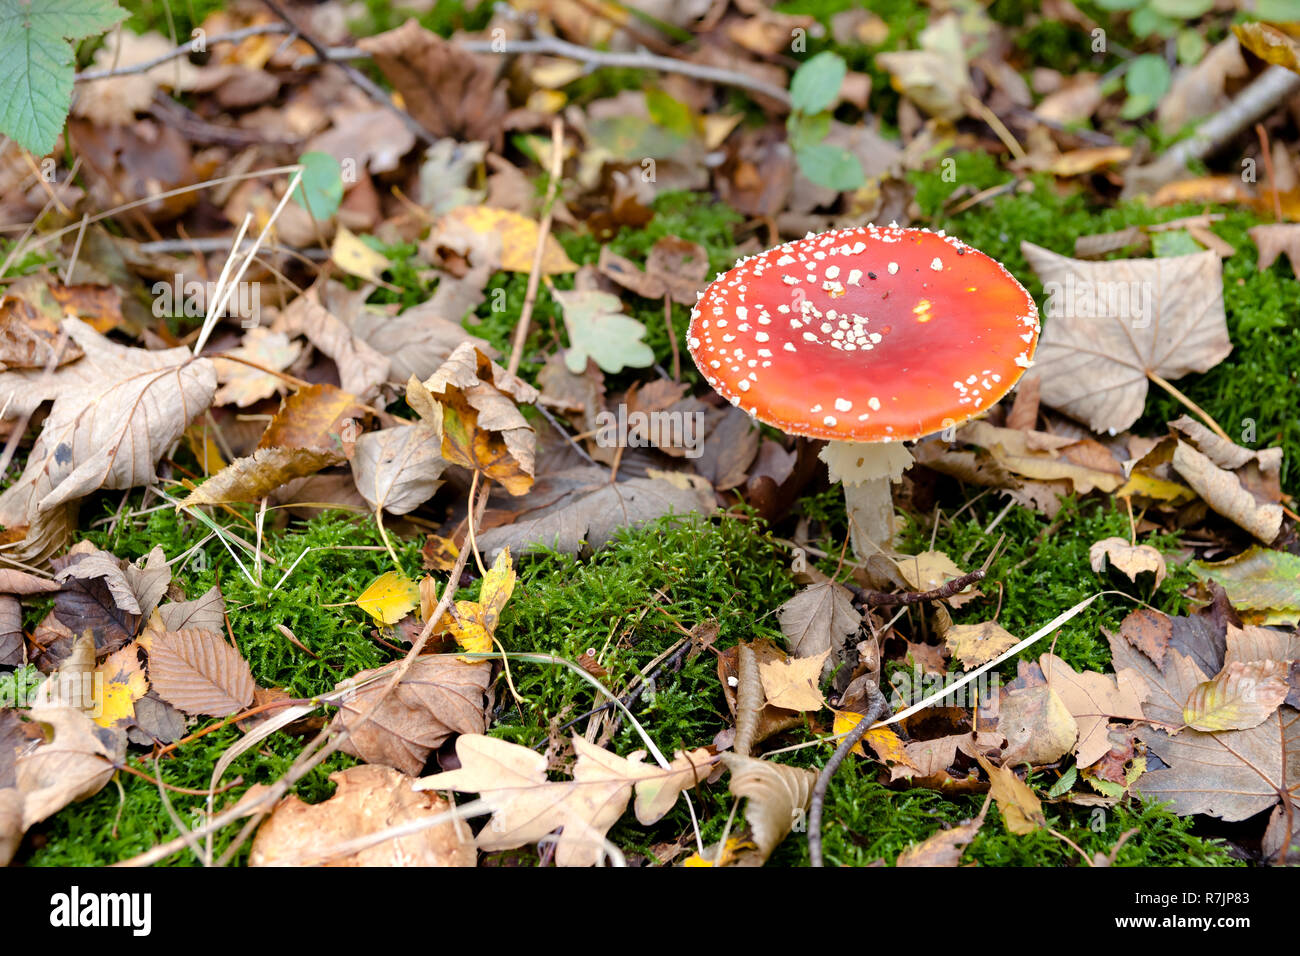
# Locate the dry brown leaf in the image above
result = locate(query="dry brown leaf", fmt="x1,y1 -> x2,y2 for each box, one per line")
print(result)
181,446 -> 340,506
358,20 -> 508,151
350,300 -> 495,385
1157,37 -> 1247,137
148,628 -> 256,717
959,421 -> 1124,494
475,466 -> 713,560
1108,630 -> 1300,821
996,683 -> 1078,767
1040,653 -> 1147,768
1171,441 -> 1283,542
212,328 -> 302,408
349,423 -> 447,515
776,580 -> 860,670
334,656 -> 490,775
416,734 -> 707,866
15,705 -> 121,830
974,753 -> 1044,835
896,803 -> 987,866
1249,223 -> 1300,272
1089,537 -> 1168,588
250,764 -> 475,867
273,292 -> 389,403
1020,242 -> 1231,434
157,586 -> 226,635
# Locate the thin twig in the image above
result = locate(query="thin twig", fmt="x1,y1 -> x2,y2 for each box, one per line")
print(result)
850,569 -> 986,607
507,118 -> 564,377
259,0 -> 436,145
75,24 -> 293,81
808,681 -> 888,867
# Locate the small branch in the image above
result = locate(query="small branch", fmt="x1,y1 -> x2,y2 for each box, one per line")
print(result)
808,681 -> 888,868
507,118 -> 564,378
259,0 -> 437,146
850,569 -> 986,607
304,37 -> 793,108
75,24 -> 293,82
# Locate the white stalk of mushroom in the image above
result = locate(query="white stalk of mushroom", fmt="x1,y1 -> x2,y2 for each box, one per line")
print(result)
688,223 -> 1040,560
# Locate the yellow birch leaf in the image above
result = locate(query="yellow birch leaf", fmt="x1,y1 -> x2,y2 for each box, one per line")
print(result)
356,571 -> 421,625
331,226 -> 391,284
832,709 -> 909,764
93,644 -> 148,730
443,206 -> 576,274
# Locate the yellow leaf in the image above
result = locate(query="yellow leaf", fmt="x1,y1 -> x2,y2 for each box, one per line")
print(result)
831,709 -> 906,762
331,226 -> 391,284
681,836 -> 756,867
93,644 -> 148,730
758,650 -> 827,712
1116,472 -> 1196,505
434,549 -> 515,654
443,206 -> 576,274
356,571 -> 420,625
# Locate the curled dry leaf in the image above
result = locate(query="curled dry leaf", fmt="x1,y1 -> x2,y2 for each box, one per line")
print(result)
720,753 -> 817,866
181,447 -> 340,506
1171,441 -> 1283,543
407,343 -> 539,496
273,292 -> 389,403
974,753 -> 1045,835
250,764 -> 475,867
334,656 -> 490,775
15,705 -> 122,830
1089,537 -> 1167,588
733,643 -> 762,758
1020,242 -> 1231,434
148,628 -> 256,717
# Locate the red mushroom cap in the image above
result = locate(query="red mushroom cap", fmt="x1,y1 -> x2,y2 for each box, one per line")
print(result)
687,224 -> 1039,442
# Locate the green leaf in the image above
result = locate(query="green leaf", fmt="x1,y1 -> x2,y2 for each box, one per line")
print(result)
1046,765 -> 1078,799
1093,0 -> 1143,9
553,288 -> 655,375
0,0 -> 127,155
1151,0 -> 1213,17
1120,54 -> 1171,119
1130,5 -> 1178,39
786,111 -> 830,152
1176,28 -> 1206,66
1191,546 -> 1300,625
292,151 -> 344,221
645,89 -> 695,138
1151,230 -> 1202,257
795,143 -> 865,191
789,51 -> 846,115
1256,0 -> 1300,20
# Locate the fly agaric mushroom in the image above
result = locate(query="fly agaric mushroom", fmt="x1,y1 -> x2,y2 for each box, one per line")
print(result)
687,223 -> 1039,558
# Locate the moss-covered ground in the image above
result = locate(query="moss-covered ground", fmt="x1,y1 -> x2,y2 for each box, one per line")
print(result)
26,1 -> 1300,867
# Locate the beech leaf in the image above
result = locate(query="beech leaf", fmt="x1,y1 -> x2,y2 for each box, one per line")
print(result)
148,628 -> 256,717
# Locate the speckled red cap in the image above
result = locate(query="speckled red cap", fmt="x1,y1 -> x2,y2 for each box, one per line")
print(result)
687,224 -> 1040,442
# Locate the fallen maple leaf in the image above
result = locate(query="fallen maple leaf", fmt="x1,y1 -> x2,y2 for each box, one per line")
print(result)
1108,628 -> 1300,821
211,328 -> 301,408
1040,652 -> 1147,768
554,288 -> 656,375
758,649 -> 828,711
416,734 -> 710,866
1020,242 -> 1231,434
407,343 -> 538,496
250,764 -> 475,867
432,549 -> 515,655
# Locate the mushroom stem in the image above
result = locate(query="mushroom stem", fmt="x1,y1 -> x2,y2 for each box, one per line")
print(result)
820,440 -> 914,560
843,478 -> 896,559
